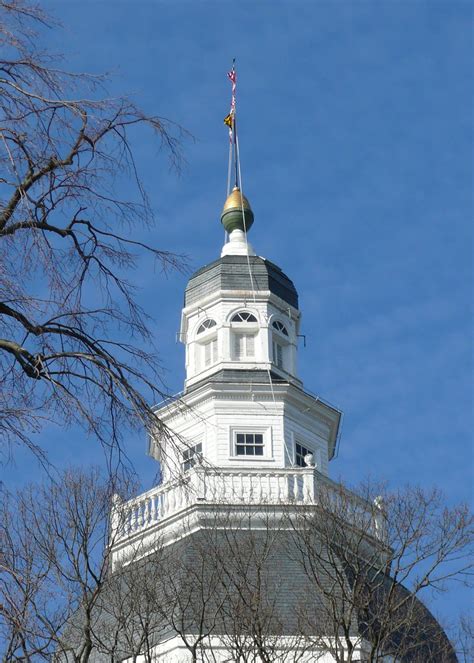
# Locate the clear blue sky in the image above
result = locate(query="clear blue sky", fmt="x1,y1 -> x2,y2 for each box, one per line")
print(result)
9,0 -> 473,624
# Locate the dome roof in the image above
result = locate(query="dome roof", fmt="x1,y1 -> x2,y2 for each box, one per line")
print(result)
184,255 -> 298,309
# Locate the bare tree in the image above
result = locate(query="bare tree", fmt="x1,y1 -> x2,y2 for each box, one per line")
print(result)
0,0 -> 186,463
2,471 -> 470,662
0,467 -> 138,661
286,480 -> 473,662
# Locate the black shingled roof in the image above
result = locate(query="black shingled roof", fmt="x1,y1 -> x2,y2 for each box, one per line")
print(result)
184,255 -> 299,309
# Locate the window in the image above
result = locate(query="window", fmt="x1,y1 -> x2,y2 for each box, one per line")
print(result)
231,311 -> 257,323
182,442 -> 202,471
196,337 -> 217,370
272,320 -> 288,336
272,339 -> 284,369
203,337 -> 217,367
295,442 -> 313,467
233,332 -> 255,359
197,319 -> 216,334
235,432 -> 264,456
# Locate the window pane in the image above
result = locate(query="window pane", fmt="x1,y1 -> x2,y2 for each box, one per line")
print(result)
182,443 -> 202,471
233,333 -> 243,359
246,334 -> 255,357
295,442 -> 312,467
197,319 -> 216,334
234,432 -> 266,457
204,341 -> 211,366
232,312 -> 257,323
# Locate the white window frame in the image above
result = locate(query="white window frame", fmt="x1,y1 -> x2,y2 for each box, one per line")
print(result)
195,325 -> 218,370
196,319 -> 217,335
230,311 -> 259,362
272,320 -> 289,336
229,426 -> 273,461
201,336 -> 218,367
271,318 -> 290,371
272,338 -> 284,369
233,331 -> 256,360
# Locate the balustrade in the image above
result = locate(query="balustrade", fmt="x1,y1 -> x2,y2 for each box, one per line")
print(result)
110,466 -> 383,545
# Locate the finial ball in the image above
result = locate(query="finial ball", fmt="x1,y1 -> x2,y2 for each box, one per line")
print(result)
221,187 -> 254,234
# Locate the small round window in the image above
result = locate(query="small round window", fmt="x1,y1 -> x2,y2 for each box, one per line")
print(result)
231,311 -> 257,323
197,319 -> 217,334
272,320 -> 288,336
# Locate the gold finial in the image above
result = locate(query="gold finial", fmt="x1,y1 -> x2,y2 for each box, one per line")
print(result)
222,186 -> 252,214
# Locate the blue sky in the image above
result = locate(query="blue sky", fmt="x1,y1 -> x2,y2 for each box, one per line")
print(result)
7,0 -> 473,623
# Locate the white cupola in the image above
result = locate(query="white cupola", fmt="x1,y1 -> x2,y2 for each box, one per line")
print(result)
180,188 -> 302,390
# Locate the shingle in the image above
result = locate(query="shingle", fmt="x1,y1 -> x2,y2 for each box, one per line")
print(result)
185,256 -> 299,309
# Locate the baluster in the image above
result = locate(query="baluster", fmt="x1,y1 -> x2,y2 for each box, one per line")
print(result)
293,474 -> 299,501
150,494 -> 157,522
239,473 -> 244,501
131,504 -> 138,533
161,490 -> 168,518
137,501 -> 143,528
277,473 -> 283,501
267,473 -> 272,502
201,471 -> 208,501
220,472 -> 225,502
144,497 -> 150,526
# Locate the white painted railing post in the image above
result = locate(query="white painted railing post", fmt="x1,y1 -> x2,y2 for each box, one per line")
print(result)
190,466 -> 206,500
302,468 -> 315,503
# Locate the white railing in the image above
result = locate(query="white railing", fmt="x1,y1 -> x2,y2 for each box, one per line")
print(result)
110,466 -> 385,545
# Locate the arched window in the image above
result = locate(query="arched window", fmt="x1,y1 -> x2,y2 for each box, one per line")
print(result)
195,319 -> 217,371
272,320 -> 288,336
271,320 -> 289,370
231,311 -> 257,323
197,319 -> 217,334
231,311 -> 258,360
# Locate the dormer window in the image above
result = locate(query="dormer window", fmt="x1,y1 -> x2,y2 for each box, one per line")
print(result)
197,319 -> 217,334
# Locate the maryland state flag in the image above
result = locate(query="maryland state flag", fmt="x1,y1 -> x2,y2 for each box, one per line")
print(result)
224,62 -> 236,142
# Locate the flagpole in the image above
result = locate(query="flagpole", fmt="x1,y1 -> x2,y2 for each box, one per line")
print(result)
233,117 -> 239,189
